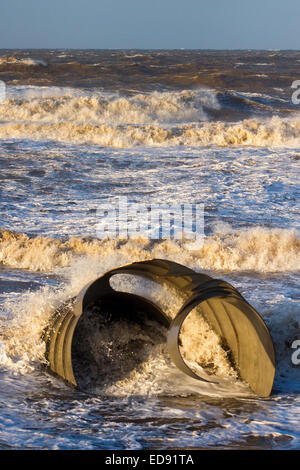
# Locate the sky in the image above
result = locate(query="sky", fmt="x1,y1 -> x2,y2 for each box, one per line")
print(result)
0,0 -> 299,50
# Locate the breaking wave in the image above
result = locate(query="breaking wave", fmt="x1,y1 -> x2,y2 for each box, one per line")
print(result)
0,227 -> 299,273
1,87 -> 219,125
1,87 -> 299,147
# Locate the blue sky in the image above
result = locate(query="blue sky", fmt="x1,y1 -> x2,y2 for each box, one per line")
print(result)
0,0 -> 299,49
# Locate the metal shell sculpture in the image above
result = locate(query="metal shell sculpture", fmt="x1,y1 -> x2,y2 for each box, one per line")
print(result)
43,259 -> 276,397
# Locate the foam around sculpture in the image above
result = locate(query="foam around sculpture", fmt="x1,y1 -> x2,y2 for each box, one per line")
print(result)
43,259 -> 276,397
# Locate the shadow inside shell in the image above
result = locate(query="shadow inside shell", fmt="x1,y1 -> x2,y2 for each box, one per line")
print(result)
71,295 -> 167,391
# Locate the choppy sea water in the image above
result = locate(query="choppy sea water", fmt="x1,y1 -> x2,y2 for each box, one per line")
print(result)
0,50 -> 299,450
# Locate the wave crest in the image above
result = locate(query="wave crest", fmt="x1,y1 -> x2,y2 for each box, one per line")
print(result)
0,228 -> 299,273
1,88 -> 299,147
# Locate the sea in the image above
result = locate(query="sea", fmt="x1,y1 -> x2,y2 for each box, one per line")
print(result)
0,49 -> 299,450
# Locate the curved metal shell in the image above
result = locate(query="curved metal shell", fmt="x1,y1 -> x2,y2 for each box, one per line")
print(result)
43,259 -> 275,396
